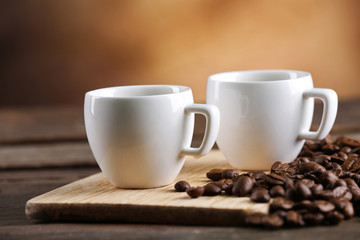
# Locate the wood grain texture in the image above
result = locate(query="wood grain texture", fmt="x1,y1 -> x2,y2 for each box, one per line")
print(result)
0,107 -> 85,144
26,150 -> 268,225
0,142 -> 96,169
2,166 -> 360,240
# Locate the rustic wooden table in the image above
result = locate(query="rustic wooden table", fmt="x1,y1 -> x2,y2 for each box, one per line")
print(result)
1,101 -> 360,240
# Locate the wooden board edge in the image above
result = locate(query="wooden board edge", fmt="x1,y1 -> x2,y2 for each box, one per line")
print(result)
25,201 -> 249,226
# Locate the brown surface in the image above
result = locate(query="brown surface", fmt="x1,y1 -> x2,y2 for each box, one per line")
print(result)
1,1 -> 360,107
25,151 -> 267,224
0,106 -> 85,144
1,101 -> 360,239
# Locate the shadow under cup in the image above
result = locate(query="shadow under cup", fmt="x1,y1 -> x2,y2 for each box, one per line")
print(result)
206,70 -> 338,170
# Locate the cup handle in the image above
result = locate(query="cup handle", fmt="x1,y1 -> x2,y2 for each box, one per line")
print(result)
298,88 -> 338,140
181,104 -> 220,158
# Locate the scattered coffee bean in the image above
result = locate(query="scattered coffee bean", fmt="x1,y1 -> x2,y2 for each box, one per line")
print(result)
265,173 -> 285,185
321,170 -> 338,188
250,188 -> 270,203
173,134 -> 360,228
314,200 -> 335,213
174,180 -> 190,192
270,185 -> 285,198
322,144 -> 340,154
342,154 -> 360,171
203,183 -> 222,196
342,136 -> 360,148
232,176 -> 254,197
299,162 -> 326,175
224,183 -> 234,195
221,169 -> 239,179
263,214 -> 284,228
326,211 -> 344,225
206,169 -> 223,181
218,178 -> 233,185
286,210 -> 305,227
341,146 -> 352,153
210,181 -> 227,190
295,181 -> 312,200
186,186 -> 205,198
270,197 -> 295,211
248,171 -> 267,180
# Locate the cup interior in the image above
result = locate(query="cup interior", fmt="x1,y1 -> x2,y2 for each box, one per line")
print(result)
209,70 -> 309,83
87,85 -> 190,98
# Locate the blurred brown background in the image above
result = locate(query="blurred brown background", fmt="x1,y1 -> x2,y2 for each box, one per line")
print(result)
0,0 -> 359,107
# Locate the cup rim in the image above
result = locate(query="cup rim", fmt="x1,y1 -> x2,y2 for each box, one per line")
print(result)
208,69 -> 311,84
85,85 -> 192,99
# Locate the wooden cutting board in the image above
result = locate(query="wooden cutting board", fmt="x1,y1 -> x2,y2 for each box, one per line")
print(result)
25,150 -> 269,226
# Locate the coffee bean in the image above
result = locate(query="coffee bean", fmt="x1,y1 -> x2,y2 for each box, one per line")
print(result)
250,188 -> 270,203
232,176 -> 254,197
293,200 -> 314,211
301,179 -> 315,188
321,134 -> 333,145
340,146 -> 352,154
349,187 -> 360,202
342,136 -> 360,148
203,183 -> 222,196
342,154 -> 360,171
218,178 -> 233,185
306,139 -> 322,151
221,169 -> 239,179
303,212 -> 324,225
248,171 -> 267,180
313,155 -> 331,168
270,185 -> 285,198
206,169 -> 223,181
329,163 -> 343,177
322,144 -> 340,155
344,178 -> 358,188
331,199 -> 354,219
299,162 -> 326,175
286,210 -> 305,227
263,214 -> 284,228
332,186 -> 351,200
295,181 -> 312,200
245,212 -> 267,226
186,186 -> 205,198
210,181 -> 227,190
336,151 -> 348,161
316,190 -> 334,200
325,211 -> 344,225
334,136 -> 345,146
265,173 -> 285,185
314,200 -> 335,213
284,178 -> 294,190
254,179 -> 270,189
333,179 -> 347,188
224,183 -> 233,195
351,147 -> 360,154
270,197 -> 295,211
174,180 -> 190,192
285,188 -> 299,202
311,184 -> 324,196
273,210 -> 288,219
303,172 -> 320,183
174,134 -> 360,228
321,170 -> 338,188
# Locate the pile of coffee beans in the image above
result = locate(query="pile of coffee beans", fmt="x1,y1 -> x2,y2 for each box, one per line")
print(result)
174,135 -> 360,228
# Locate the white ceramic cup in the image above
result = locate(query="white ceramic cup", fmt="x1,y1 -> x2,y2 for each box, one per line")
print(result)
206,70 -> 338,170
84,85 -> 220,188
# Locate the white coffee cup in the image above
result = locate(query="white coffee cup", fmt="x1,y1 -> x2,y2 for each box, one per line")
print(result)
206,70 -> 338,170
84,85 -> 220,188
